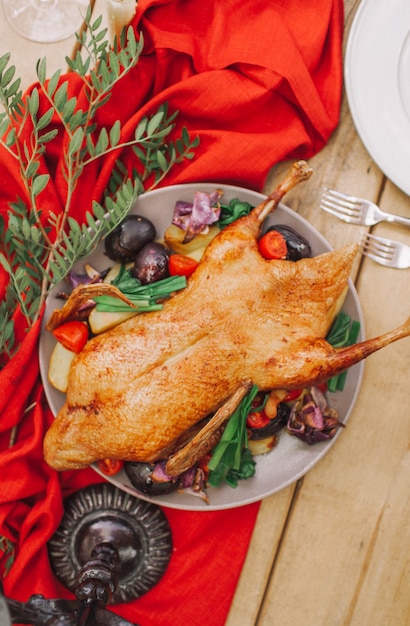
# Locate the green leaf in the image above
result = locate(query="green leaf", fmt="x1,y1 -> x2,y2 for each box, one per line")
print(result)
0,53 -> 11,75
326,314 -> 361,392
1,64 -> 15,88
67,216 -> 82,234
91,13 -> 103,31
95,127 -> 109,154
135,117 -> 148,140
47,69 -> 62,97
0,252 -> 12,273
99,60 -> 111,88
90,70 -> 101,92
54,81 -> 68,110
37,108 -> 54,131
5,78 -> 21,99
109,119 -> 121,146
156,150 -> 168,173
108,51 -> 120,79
38,129 -> 59,144
32,174 -> 49,197
175,138 -> 183,155
28,88 -> 39,117
0,116 -> 10,136
127,27 -> 140,57
6,128 -> 17,148
86,134 -> 96,157
36,57 -> 47,83
68,127 -> 84,156
147,111 -> 165,136
21,217 -> 31,238
30,225 -> 42,244
182,126 -> 190,146
62,97 -> 77,123
69,110 -> 87,131
25,161 -> 40,180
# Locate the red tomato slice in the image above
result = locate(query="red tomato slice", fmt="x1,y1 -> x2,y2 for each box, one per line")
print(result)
52,321 -> 89,354
283,389 -> 303,403
246,410 -> 271,429
258,230 -> 288,260
97,459 -> 124,476
168,253 -> 199,277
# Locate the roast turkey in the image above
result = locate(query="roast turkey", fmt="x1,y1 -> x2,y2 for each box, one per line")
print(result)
43,163 -> 410,471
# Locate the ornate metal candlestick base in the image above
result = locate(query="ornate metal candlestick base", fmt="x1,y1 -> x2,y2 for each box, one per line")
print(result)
5,483 -> 173,625
49,483 -> 172,604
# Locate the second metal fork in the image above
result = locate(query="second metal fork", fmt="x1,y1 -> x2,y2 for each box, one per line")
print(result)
321,188 -> 410,228
359,232 -> 410,268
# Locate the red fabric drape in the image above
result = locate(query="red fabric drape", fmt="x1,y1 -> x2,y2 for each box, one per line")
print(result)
0,1 -> 344,624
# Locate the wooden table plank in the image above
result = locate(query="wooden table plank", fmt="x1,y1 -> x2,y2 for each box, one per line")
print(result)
224,485 -> 298,626
227,0 -> 410,624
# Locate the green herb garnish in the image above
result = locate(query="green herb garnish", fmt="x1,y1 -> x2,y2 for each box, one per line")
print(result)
208,384 -> 258,488
326,312 -> 361,392
94,266 -> 186,313
217,198 -> 253,227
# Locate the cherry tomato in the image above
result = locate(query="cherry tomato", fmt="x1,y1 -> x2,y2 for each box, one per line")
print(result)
258,230 -> 288,260
246,410 -> 271,429
168,253 -> 199,277
283,389 -> 303,403
51,321 -> 89,354
97,459 -> 124,476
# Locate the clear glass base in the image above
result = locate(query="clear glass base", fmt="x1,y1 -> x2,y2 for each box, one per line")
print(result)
3,0 -> 89,43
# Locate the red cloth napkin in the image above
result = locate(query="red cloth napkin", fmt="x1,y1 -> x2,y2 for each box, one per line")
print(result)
0,0 -> 344,624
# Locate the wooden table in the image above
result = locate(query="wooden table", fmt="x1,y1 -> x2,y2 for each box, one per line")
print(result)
1,1 -> 409,624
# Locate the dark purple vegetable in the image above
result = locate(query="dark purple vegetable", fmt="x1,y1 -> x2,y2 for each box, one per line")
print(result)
248,403 -> 290,440
264,224 -> 311,261
104,215 -> 156,263
172,190 -> 223,242
125,461 -> 180,495
131,241 -> 170,284
286,388 -> 344,444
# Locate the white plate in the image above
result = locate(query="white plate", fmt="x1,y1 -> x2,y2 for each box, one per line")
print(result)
345,0 -> 410,195
39,183 -> 364,511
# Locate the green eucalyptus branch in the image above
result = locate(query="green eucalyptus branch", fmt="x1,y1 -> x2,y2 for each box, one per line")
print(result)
0,7 -> 199,362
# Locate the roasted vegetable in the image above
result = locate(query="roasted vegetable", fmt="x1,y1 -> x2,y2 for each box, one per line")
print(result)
171,190 -> 223,242
104,215 -> 156,263
164,223 -> 220,255
264,224 -> 311,261
97,459 -> 124,476
125,461 -> 180,495
247,402 -> 290,441
48,342 -> 76,392
51,321 -> 89,353
168,253 -> 199,277
131,242 -> 170,284
258,230 -> 288,259
286,386 -> 343,444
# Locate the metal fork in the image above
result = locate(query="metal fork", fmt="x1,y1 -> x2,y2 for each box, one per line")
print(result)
320,188 -> 410,228
359,232 -> 410,268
